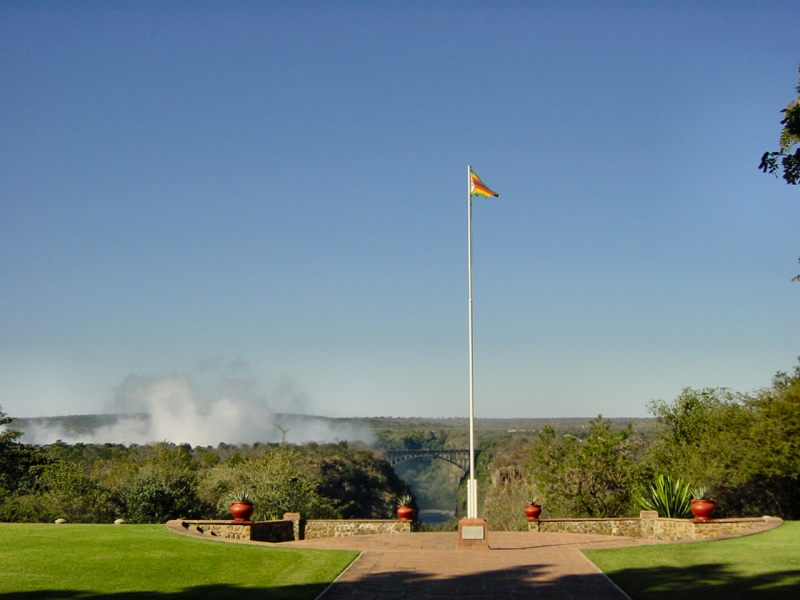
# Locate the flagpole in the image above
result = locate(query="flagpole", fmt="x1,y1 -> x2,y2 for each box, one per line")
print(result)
466,165 -> 477,519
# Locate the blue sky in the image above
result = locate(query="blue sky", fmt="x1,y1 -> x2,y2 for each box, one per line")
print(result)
1,1 -> 798,422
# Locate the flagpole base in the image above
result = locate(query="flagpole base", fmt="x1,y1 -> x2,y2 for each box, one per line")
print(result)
466,477 -> 478,518
457,517 -> 489,550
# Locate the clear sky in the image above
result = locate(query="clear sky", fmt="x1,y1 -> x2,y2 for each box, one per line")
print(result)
1,1 -> 798,423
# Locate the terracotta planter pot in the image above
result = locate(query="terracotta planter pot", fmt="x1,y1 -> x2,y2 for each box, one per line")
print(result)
524,504 -> 542,521
230,501 -> 254,522
397,505 -> 414,522
690,498 -> 716,522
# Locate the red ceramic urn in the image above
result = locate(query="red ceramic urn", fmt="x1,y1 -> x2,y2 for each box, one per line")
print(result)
230,501 -> 254,522
690,499 -> 716,522
397,505 -> 414,522
524,503 -> 542,521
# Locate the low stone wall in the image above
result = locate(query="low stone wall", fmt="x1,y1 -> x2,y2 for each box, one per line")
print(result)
304,519 -> 411,539
170,519 -> 295,542
169,515 -> 410,542
528,515 -> 782,541
170,514 -> 780,545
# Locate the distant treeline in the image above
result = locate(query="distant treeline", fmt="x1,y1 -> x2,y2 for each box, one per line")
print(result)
11,413 -> 657,441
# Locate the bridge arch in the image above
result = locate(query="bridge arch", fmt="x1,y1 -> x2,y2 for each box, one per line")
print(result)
384,449 -> 478,473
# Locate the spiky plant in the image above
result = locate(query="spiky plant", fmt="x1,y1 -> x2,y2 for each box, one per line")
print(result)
229,490 -> 253,503
639,475 -> 693,518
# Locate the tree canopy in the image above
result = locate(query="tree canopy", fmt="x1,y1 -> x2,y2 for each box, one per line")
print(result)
759,64 -> 800,185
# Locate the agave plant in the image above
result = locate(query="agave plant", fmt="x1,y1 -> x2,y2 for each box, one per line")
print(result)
639,475 -> 693,518
397,494 -> 413,507
229,490 -> 253,503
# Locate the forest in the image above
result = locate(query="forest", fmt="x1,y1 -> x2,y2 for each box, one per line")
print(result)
1,360 -> 798,529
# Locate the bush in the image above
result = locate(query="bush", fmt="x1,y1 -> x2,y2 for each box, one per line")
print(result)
639,474 -> 693,518
123,470 -> 208,523
643,363 -> 800,519
231,448 -> 338,520
527,416 -> 642,517
39,460 -> 117,523
0,492 -> 57,522
118,444 -> 212,523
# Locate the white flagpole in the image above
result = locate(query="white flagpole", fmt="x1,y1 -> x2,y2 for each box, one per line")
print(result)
466,165 -> 478,519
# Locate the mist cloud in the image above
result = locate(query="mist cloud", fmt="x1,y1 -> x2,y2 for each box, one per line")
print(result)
18,361 -> 374,446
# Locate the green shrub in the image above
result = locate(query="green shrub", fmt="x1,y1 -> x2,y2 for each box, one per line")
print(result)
39,460 -> 117,522
232,448 -> 338,520
0,493 -> 57,522
639,474 -> 693,518
123,471 -> 210,523
527,416 -> 642,517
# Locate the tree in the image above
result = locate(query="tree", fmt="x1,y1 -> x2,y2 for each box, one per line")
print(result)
123,469 -> 206,523
526,416 -> 642,517
643,387 -> 745,486
232,447 -> 338,520
38,460 -> 115,523
309,444 -> 405,519
643,365 -> 800,519
759,64 -> 800,185
0,406 -> 46,498
120,443 -> 210,523
735,361 -> 800,518
0,406 -> 23,495
757,65 -> 800,282
642,386 -> 755,515
483,464 -> 537,531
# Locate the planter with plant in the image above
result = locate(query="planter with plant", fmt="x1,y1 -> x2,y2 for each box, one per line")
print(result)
229,490 -> 254,522
396,494 -> 414,522
523,499 -> 542,521
689,487 -> 716,522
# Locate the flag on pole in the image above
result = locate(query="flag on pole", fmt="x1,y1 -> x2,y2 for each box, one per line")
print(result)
469,170 -> 499,198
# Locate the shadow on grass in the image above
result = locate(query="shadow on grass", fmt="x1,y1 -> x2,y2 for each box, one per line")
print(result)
2,563 -> 799,599
0,583 -> 327,600
601,563 -> 800,600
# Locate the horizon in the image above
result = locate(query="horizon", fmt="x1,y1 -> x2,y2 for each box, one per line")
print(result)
10,410 -> 659,421
7,410 -> 657,447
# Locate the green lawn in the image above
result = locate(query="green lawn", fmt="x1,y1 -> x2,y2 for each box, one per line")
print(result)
584,521 -> 800,599
0,523 -> 358,599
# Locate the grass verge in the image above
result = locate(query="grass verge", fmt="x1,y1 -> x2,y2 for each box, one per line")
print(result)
584,520 -> 800,599
0,523 -> 358,599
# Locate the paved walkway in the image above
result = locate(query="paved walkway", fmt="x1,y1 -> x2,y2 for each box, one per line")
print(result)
280,530 -> 665,599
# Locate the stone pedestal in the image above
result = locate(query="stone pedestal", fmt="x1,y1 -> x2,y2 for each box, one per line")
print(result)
283,512 -> 302,540
457,517 -> 489,550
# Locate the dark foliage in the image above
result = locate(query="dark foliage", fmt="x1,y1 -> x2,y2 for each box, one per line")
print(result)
759,64 -> 800,185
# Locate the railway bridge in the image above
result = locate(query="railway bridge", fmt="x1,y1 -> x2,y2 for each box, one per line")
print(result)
384,448 -> 478,473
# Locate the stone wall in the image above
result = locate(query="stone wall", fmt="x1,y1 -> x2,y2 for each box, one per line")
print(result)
251,520 -> 295,542
534,518 -> 642,538
304,519 -> 411,539
169,516 -> 410,542
528,515 -> 781,541
171,519 -> 295,542
171,514 -> 780,545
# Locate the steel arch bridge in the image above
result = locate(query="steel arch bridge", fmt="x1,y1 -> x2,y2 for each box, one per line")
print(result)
384,449 -> 478,473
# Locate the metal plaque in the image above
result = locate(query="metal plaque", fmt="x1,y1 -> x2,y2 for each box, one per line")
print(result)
461,525 -> 485,540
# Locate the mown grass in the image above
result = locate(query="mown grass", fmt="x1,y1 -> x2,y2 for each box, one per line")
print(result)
0,523 -> 358,599
584,521 -> 800,599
